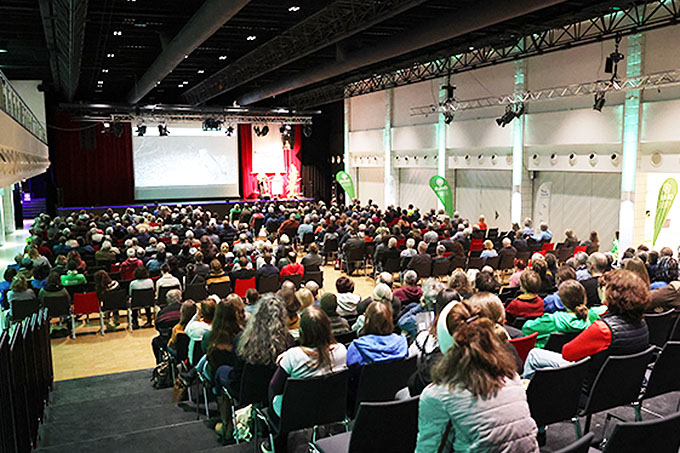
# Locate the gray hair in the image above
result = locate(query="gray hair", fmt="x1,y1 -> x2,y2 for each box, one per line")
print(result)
404,270 -> 418,286
377,272 -> 394,287
421,278 -> 445,309
372,283 -> 393,303
388,237 -> 397,248
237,294 -> 291,366
304,280 -> 320,296
166,289 -> 182,305
575,251 -> 589,266
406,238 -> 415,249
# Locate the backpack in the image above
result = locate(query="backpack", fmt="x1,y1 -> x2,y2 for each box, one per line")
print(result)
151,360 -> 174,389
407,334 -> 442,396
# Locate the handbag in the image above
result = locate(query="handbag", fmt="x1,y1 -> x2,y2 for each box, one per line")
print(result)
172,377 -> 188,403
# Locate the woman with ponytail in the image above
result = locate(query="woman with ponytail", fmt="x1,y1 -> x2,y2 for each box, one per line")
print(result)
415,300 -> 538,452
522,280 -> 607,348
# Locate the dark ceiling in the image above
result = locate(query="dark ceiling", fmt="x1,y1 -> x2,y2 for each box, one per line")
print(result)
0,0 -> 669,109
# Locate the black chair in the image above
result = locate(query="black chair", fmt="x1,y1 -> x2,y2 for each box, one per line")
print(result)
527,358 -> 590,439
257,370 -> 350,449
10,298 -> 40,323
282,273 -> 302,288
257,274 -> 280,293
450,256 -> 466,270
600,411 -> 680,453
64,284 -> 85,298
335,330 -> 357,346
552,432 -> 594,453
644,309 -> 676,348
100,289 -> 131,333
130,288 -> 156,328
498,253 -> 516,270
345,247 -> 367,276
635,341 -> 680,420
485,256 -> 500,270
303,271 -> 324,288
9,324 -> 31,452
172,332 -> 191,364
43,294 -> 71,321
409,261 -> 431,280
516,251 -> 532,264
324,238 -> 339,264
544,331 -> 580,353
0,332 -> 17,453
354,356 -> 417,413
184,283 -> 208,301
500,286 -> 520,303
467,256 -> 484,270
432,260 -> 451,279
311,397 -> 420,453
578,346 -> 655,434
669,315 -> 680,341
302,232 -> 315,249
383,257 -> 401,275
208,281 -> 231,298
157,284 -> 181,306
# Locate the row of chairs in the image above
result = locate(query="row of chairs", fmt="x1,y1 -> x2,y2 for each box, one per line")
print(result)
0,309 -> 53,452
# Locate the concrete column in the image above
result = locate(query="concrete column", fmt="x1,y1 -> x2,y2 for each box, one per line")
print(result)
437,79 -> 448,211
511,58 -> 531,224
3,185 -> 16,234
343,98 -> 350,175
618,34 -> 645,253
384,88 -> 398,207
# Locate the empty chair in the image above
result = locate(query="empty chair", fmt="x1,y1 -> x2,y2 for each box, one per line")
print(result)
130,288 -> 155,313
43,294 -> 72,327
516,251 -> 532,264
573,246 -> 587,256
509,332 -> 538,363
282,273 -> 302,288
64,284 -> 85,299
257,274 -> 280,294
257,370 -> 350,450
600,411 -> 680,453
10,298 -> 40,323
543,332 -> 580,353
323,238 -> 339,264
541,243 -> 555,254
644,309 -> 676,348
467,257 -> 484,270
311,397 -> 420,453
233,278 -> 256,298
485,256 -> 500,270
635,341 -> 680,420
208,281 -> 231,298
552,433 -> 594,453
383,257 -> 401,275
354,356 -> 417,413
344,247 -> 367,276
184,283 -> 208,301
100,289 -> 131,334
71,292 -> 100,338
527,358 -> 590,439
303,271 -> 324,288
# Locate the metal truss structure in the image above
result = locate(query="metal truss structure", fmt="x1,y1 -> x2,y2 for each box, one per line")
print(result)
287,0 -> 680,109
410,69 -> 680,115
59,103 -> 316,125
38,0 -> 88,101
182,0 -> 430,105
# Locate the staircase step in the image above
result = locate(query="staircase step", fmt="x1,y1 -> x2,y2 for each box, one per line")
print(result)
50,369 -> 157,406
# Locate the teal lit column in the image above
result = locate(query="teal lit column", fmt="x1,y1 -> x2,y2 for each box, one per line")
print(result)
3,184 -> 15,235
437,81 -> 448,211
343,98 -> 350,174
384,88 -> 398,207
511,59 -> 528,224
618,34 -> 644,252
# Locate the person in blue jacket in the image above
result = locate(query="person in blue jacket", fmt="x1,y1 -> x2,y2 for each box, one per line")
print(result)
347,301 -> 408,367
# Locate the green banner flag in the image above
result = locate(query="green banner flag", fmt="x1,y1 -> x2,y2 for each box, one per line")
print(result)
429,175 -> 453,217
653,178 -> 678,246
336,171 -> 355,200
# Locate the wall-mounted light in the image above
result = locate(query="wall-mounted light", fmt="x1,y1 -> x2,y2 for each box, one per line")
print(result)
589,152 -> 598,166
568,153 -> 576,166
550,153 -> 557,165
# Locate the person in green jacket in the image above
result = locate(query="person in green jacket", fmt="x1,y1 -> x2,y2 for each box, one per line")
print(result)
60,261 -> 87,287
522,279 -> 606,348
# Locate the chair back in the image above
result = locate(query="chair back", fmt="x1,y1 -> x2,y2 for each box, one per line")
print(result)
157,285 -> 180,306
334,329 -> 357,346
432,260 -> 451,278
301,232 -> 315,246
544,331 -> 581,353
602,411 -> 680,453
553,433 -> 595,453
0,333 -> 17,453
486,228 -> 499,239
509,332 -> 538,363
73,292 -> 100,315
345,247 -> 365,263
556,247 -> 575,263
384,257 -> 401,273
527,358 -> 590,427
190,341 -> 204,367
355,356 -> 417,411
644,309 -> 676,347
541,243 -> 555,253
44,294 -> 71,319
101,289 -> 129,311
303,271 -> 323,288
451,256 -> 467,270
257,274 -> 280,293
239,364 -> 277,407
174,333 -> 190,363
349,397 -> 420,453
233,278 -> 256,298
485,256 -> 500,269
324,237 -> 339,254
10,298 -> 41,323
582,346 -> 655,416
498,253 -> 516,270
467,257 -> 484,270
669,315 -> 680,341
184,283 -> 208,301
282,273 -> 302,288
279,370 -> 349,434
130,288 -> 155,309
643,341 -> 680,401
573,246 -> 587,256
208,281 -> 232,298
410,261 -> 431,279
516,250 -> 532,264
500,286 -> 520,303
65,284 -> 84,298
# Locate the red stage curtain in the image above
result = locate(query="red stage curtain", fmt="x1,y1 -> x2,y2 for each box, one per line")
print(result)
283,125 -> 302,197
238,124 -> 256,199
51,113 -> 134,207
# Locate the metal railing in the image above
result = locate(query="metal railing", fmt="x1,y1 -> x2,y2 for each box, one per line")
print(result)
0,70 -> 47,143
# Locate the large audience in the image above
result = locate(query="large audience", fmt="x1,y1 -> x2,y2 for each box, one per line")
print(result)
3,199 -> 678,452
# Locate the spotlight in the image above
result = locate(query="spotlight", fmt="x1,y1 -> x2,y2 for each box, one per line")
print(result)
254,125 -> 262,137
443,111 -> 454,125
158,124 -> 169,136
225,125 -> 235,136
593,92 -> 606,112
135,123 -> 147,136
261,125 -> 269,136
496,106 -> 516,127
303,124 -> 312,138
202,118 -> 222,131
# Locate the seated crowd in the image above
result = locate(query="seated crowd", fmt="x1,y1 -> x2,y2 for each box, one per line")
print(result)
3,199 -> 679,451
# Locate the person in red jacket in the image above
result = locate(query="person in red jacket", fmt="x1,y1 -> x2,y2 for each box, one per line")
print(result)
522,269 -> 649,381
505,270 -> 544,323
280,251 -> 304,281
120,248 -> 143,281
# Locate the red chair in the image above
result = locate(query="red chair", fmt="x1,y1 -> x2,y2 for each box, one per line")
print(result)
573,246 -> 587,256
509,332 -> 539,364
72,292 -> 102,339
540,243 -> 555,254
233,277 -> 257,298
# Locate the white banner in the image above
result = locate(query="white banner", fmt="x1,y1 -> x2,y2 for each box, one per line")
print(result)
534,181 -> 552,227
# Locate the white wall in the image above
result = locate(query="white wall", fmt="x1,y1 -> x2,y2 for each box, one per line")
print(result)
9,80 -> 46,127
357,167 -> 385,207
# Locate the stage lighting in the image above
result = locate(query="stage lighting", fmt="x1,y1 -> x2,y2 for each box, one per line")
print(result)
158,124 -> 169,136
261,125 -> 269,136
593,92 -> 606,112
202,118 -> 222,131
253,125 -> 261,137
225,125 -> 235,136
496,106 -> 516,127
303,124 -> 312,138
443,111 -> 454,124
136,124 -> 147,136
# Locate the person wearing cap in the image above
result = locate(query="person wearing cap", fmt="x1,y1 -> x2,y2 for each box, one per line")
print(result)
319,293 -> 350,335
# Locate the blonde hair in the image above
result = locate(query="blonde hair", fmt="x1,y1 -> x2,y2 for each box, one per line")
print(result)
295,288 -> 315,311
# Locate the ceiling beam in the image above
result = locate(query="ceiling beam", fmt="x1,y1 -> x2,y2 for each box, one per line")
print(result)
125,0 -> 252,105
38,0 -> 88,101
236,0 -> 571,105
182,0 -> 431,105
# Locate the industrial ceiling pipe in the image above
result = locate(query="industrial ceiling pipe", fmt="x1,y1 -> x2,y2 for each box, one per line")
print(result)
126,0 -> 251,105
237,0 -> 569,105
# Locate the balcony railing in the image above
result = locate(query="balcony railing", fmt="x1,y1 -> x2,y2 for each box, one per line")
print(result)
0,70 -> 47,144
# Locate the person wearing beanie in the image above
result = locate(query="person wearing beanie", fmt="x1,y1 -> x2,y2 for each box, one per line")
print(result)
320,293 -> 351,335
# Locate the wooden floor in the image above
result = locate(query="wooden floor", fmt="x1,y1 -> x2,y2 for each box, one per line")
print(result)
51,263 -> 379,381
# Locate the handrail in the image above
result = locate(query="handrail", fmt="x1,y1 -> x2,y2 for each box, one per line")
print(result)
0,69 -> 47,143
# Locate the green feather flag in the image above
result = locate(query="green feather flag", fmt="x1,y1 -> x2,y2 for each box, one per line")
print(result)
429,176 -> 453,217
335,171 -> 355,200
653,178 -> 678,246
